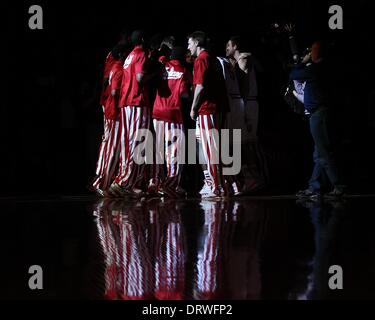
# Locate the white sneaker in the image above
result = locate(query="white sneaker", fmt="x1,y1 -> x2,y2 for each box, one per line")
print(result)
199,183 -> 212,196
94,188 -> 105,197
231,182 -> 243,196
201,189 -> 221,199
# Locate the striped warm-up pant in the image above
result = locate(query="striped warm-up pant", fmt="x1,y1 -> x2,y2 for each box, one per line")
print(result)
197,114 -> 223,194
152,119 -> 185,194
114,106 -> 151,191
92,107 -> 121,191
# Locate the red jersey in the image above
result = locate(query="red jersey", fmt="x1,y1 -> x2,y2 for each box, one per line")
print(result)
119,46 -> 149,108
100,52 -> 116,106
193,50 -> 223,115
153,60 -> 191,124
104,60 -> 123,120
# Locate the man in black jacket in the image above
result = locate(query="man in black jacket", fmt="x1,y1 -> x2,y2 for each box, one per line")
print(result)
290,41 -> 346,199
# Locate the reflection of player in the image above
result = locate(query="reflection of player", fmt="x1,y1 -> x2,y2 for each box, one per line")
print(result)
194,202 -> 225,300
297,199 -> 347,300
111,30 -> 151,196
153,201 -> 186,300
225,201 -> 263,299
92,46 -> 126,194
116,203 -> 153,299
92,199 -> 120,299
151,47 -> 192,198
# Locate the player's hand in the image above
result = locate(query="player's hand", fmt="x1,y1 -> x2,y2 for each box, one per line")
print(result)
302,52 -> 312,64
284,23 -> 295,33
190,109 -> 198,121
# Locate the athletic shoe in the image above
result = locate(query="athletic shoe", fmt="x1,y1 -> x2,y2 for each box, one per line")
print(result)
324,188 -> 346,200
296,189 -> 321,200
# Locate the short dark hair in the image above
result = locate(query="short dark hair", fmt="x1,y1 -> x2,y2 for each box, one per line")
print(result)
149,33 -> 164,50
229,36 -> 241,50
161,35 -> 176,50
111,42 -> 130,60
188,31 -> 208,47
131,30 -> 145,46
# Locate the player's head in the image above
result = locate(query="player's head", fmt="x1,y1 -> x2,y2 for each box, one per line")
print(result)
159,35 -> 175,58
131,30 -> 146,47
161,35 -> 176,50
170,46 -> 187,64
149,33 -> 164,51
187,31 -> 208,56
111,42 -> 129,60
226,36 -> 241,57
119,27 -> 131,45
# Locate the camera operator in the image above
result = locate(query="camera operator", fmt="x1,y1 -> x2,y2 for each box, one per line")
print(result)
289,40 -> 347,200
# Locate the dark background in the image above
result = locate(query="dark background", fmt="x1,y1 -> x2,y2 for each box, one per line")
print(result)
3,0 -> 375,196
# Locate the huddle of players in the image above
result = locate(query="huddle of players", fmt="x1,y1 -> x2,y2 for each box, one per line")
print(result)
91,30 -> 265,199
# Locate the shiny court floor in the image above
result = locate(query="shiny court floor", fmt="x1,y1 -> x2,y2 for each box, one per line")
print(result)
1,195 -> 375,300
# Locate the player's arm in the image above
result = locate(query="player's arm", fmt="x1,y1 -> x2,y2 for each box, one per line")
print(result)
136,70 -> 159,85
111,69 -> 122,107
238,55 -> 249,74
289,63 -> 315,81
190,60 -> 206,120
135,55 -> 159,85
190,84 -> 204,120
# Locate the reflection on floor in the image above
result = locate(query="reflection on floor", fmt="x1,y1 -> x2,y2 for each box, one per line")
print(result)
1,196 -> 375,300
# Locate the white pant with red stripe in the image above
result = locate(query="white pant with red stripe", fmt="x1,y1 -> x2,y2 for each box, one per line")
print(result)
154,206 -> 185,300
114,106 -> 150,191
92,108 -> 121,191
196,114 -> 223,193
152,119 -> 185,193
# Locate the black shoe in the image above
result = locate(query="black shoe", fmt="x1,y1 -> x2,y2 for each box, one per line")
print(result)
296,189 -> 321,200
324,188 -> 346,200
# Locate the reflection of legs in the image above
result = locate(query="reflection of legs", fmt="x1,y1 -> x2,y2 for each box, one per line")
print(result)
117,209 -> 153,300
94,201 -> 118,299
155,206 -> 185,299
198,114 -> 222,195
115,106 -> 150,192
195,202 -> 223,299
